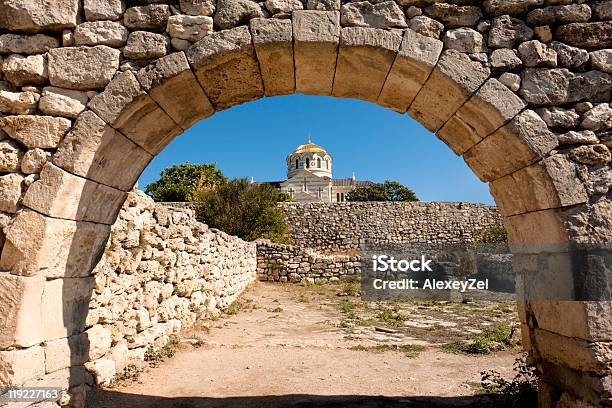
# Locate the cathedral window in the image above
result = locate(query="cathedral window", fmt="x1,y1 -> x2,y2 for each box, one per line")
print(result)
295,159 -> 299,169
317,158 -> 321,168
306,158 -> 310,168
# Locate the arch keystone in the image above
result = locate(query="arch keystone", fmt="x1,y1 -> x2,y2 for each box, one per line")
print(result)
250,18 -> 295,96
377,28 -> 442,113
88,70 -> 182,155
438,78 -> 527,155
136,52 -> 214,130
293,10 -> 340,95
408,50 -> 490,133
52,110 -> 153,192
0,210 -> 110,278
332,27 -> 401,102
186,26 -> 264,110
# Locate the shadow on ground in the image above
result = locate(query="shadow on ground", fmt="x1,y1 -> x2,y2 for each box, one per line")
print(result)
88,390 -> 495,408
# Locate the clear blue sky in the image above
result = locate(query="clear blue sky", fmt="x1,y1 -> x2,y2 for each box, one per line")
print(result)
138,94 -> 494,205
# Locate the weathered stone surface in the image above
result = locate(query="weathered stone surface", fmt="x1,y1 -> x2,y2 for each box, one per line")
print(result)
558,130 -> 598,146
483,0 -> 544,17
41,277 -> 95,340
53,111 -> 152,191
0,209 -> 109,278
443,28 -> 485,53
569,144 -> 611,166
213,0 -> 265,30
0,0 -> 78,33
2,54 -> 48,86
505,208 -> 568,244
124,5 -> 171,31
181,0 -> 216,16
0,173 -> 24,213
409,50 -> 490,133
409,15 -> 443,39
0,273 -> 45,348
490,48 -> 522,71
491,154 -> 588,217
582,104 -> 612,132
378,28 -> 442,112
593,1 -> 612,20
265,0 -> 303,14
340,1 -> 407,29
439,78 -> 527,155
591,50 -> 612,74
167,15 -> 214,42
74,21 -> 129,47
0,346 -> 45,386
85,325 -> 112,360
333,27 -> 400,101
488,15 -> 533,49
21,148 -> 49,174
556,22 -> 612,49
48,46 -> 121,90
39,86 -> 88,119
22,163 -> 127,224
498,72 -> 520,91
44,333 -> 89,373
538,107 -> 579,130
89,70 -> 181,155
0,34 -> 60,54
85,359 -> 115,386
250,18 -> 295,96
0,115 -> 71,149
0,90 -> 38,115
84,0 -> 125,22
531,302 -> 612,342
186,26 -> 264,110
523,68 -> 612,106
464,110 -> 558,182
549,41 -> 589,69
124,31 -> 169,60
137,52 -> 214,129
527,5 -> 592,26
517,40 -> 557,68
292,11 -> 340,95
423,5 -> 481,28
0,140 -> 23,172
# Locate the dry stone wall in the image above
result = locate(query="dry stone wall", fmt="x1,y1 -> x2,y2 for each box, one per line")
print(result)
83,190 -> 256,386
280,201 -> 503,252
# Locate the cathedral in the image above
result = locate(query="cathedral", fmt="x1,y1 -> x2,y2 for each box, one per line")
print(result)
265,137 -> 374,203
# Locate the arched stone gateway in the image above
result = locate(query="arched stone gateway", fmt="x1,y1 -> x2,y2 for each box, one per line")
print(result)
0,0 -> 610,406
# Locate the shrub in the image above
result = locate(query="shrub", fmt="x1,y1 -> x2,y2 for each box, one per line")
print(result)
480,354 -> 539,407
473,224 -> 508,243
145,163 -> 226,202
347,180 -> 418,202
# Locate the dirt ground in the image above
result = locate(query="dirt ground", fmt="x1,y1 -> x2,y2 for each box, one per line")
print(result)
88,281 -> 523,408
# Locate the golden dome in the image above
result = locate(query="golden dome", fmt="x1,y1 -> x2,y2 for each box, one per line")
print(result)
292,135 -> 328,155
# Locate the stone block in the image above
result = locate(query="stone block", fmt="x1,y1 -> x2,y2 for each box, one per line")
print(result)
378,28 -> 442,113
0,90 -> 38,115
292,11 -> 340,95
167,15 -> 213,42
88,70 -> 181,155
0,346 -> 45,386
39,87 -> 89,119
84,0 -> 125,22
73,21 -> 129,47
22,163 -> 127,225
124,31 -> 169,60
124,4 -> 170,31
0,115 -> 72,149
540,362 -> 612,407
250,18 -> 295,96
53,111 -> 152,192
136,52 -> 214,130
530,302 -> 612,342
438,79 -> 526,155
0,173 -> 23,213
340,1 -> 406,29
84,358 -> 115,386
0,0 -> 78,33
0,140 -> 24,173
505,209 -> 568,245
332,27 -> 400,102
48,46 -> 121,90
44,333 -> 89,374
463,110 -> 557,182
2,54 -> 48,86
213,0 -> 264,30
0,273 -> 45,348
0,210 -> 110,278
42,277 -> 94,342
0,34 -> 60,54
185,26 -> 264,110
490,154 -> 588,217
408,50 -> 490,133
85,325 -> 112,361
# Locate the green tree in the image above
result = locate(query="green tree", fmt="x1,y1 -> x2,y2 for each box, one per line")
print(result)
196,178 -> 290,243
145,163 -> 226,202
347,180 -> 418,202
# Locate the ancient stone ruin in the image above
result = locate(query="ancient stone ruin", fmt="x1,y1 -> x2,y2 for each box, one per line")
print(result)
0,0 -> 611,406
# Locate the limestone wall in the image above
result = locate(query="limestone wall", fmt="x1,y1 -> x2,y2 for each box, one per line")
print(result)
280,201 -> 503,252
82,191 -> 257,386
256,240 -> 360,283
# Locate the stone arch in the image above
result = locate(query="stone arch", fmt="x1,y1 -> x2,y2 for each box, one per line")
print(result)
0,2 -> 610,407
